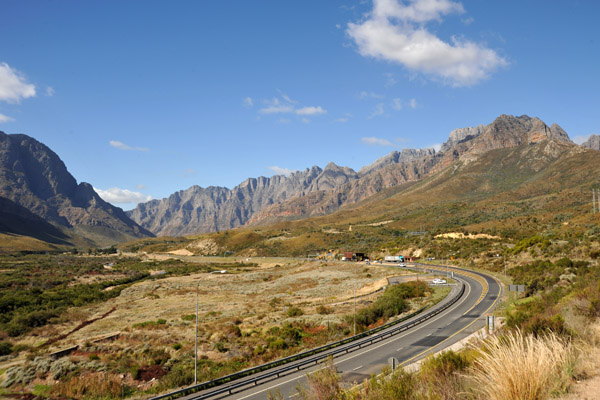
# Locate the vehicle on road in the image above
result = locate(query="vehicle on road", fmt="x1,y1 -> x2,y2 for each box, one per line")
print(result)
432,278 -> 447,285
398,263 -> 406,267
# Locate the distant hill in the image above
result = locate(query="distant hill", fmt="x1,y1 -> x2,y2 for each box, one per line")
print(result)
129,114 -> 576,236
0,131 -> 153,248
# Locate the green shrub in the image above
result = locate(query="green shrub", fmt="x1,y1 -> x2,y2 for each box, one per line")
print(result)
316,305 -> 333,315
89,353 -> 100,361
287,307 -> 304,317
172,343 -> 182,351
0,341 -> 12,356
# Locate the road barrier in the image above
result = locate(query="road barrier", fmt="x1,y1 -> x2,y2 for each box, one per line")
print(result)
151,272 -> 466,400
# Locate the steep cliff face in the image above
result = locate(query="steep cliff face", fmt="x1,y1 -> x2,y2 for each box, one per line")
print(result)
127,163 -> 360,236
0,131 -> 153,245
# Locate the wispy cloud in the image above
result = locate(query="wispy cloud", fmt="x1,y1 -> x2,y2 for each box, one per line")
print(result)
243,96 -> 254,108
361,136 -> 394,146
368,103 -> 385,119
391,97 -> 418,110
93,187 -> 152,204
257,92 -> 327,120
109,140 -> 149,152
359,90 -> 384,100
0,62 -> 36,103
347,0 -> 508,87
296,106 -> 326,116
384,72 -> 397,87
45,86 -> 55,97
0,113 -> 15,123
268,166 -> 296,176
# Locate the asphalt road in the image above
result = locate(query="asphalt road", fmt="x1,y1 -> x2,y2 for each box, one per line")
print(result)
179,264 -> 501,400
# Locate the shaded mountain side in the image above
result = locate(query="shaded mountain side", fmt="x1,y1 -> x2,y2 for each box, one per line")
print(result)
247,115 -> 574,226
0,131 -> 153,247
127,162 -> 360,236
0,196 -> 72,245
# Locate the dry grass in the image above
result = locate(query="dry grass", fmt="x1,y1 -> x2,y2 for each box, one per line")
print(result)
471,330 -> 573,400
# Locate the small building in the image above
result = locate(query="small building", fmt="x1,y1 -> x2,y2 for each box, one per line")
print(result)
343,252 -> 366,261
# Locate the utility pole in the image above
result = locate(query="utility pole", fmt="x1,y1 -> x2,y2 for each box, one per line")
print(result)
593,189 -> 596,213
353,277 -> 356,336
194,283 -> 199,385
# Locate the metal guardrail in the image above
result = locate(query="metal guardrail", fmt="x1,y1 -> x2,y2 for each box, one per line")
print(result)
151,273 -> 466,400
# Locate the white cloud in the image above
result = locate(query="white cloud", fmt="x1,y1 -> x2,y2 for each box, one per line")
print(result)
259,104 -> 294,114
257,92 -> 326,119
347,0 -> 507,87
335,117 -> 349,123
0,62 -> 36,103
391,98 -> 403,111
359,90 -> 384,99
301,118 -> 310,124
277,118 -> 291,124
409,98 -> 418,108
46,86 -> 55,96
384,72 -> 397,87
243,96 -> 253,107
268,166 -> 296,176
0,113 -> 15,123
135,184 -> 147,190
573,134 -> 593,145
362,136 -> 394,146
296,106 -> 327,115
93,187 -> 152,204
368,103 -> 385,119
109,140 -> 149,152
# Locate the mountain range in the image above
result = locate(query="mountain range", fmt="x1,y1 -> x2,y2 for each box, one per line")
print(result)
1,113 -> 595,250
127,114 -> 575,236
0,132 -> 153,249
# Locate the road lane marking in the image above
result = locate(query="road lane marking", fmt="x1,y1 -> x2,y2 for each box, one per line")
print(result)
223,272 -> 482,400
352,366 -> 362,371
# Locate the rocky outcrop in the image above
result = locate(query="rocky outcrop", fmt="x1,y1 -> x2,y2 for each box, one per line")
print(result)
440,125 -> 485,153
0,131 -> 153,245
581,134 -> 600,150
127,163 -> 360,236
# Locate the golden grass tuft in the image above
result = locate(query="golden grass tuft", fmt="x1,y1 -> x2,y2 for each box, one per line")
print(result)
471,330 -> 573,400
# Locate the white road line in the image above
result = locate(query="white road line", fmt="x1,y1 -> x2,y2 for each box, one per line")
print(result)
397,347 -> 403,351
352,366 -> 362,371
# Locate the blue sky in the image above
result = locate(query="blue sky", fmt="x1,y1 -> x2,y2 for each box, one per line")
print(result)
1,0 -> 599,210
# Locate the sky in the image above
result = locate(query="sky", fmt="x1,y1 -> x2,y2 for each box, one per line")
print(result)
1,0 -> 599,210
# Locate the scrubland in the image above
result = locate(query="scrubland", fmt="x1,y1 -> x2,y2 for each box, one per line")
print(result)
0,253 -> 444,399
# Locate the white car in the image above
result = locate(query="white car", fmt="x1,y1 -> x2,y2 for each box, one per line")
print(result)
398,263 -> 406,267
432,278 -> 447,285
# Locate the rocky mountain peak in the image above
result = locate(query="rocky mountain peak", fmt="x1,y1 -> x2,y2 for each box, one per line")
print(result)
440,124 -> 485,153
581,134 -> 600,150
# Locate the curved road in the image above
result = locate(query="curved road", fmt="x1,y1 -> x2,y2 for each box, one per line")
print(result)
181,264 -> 502,400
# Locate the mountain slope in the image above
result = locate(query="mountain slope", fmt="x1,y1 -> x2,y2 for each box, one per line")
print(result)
0,131 -> 153,247
247,115 -> 574,226
127,162 -> 360,236
123,137 -> 599,258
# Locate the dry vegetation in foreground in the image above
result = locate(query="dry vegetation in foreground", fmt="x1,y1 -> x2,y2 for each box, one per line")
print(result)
0,254 -> 447,399
285,328 -> 598,400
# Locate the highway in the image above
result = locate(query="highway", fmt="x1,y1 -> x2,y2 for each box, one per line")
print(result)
172,264 -> 502,400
